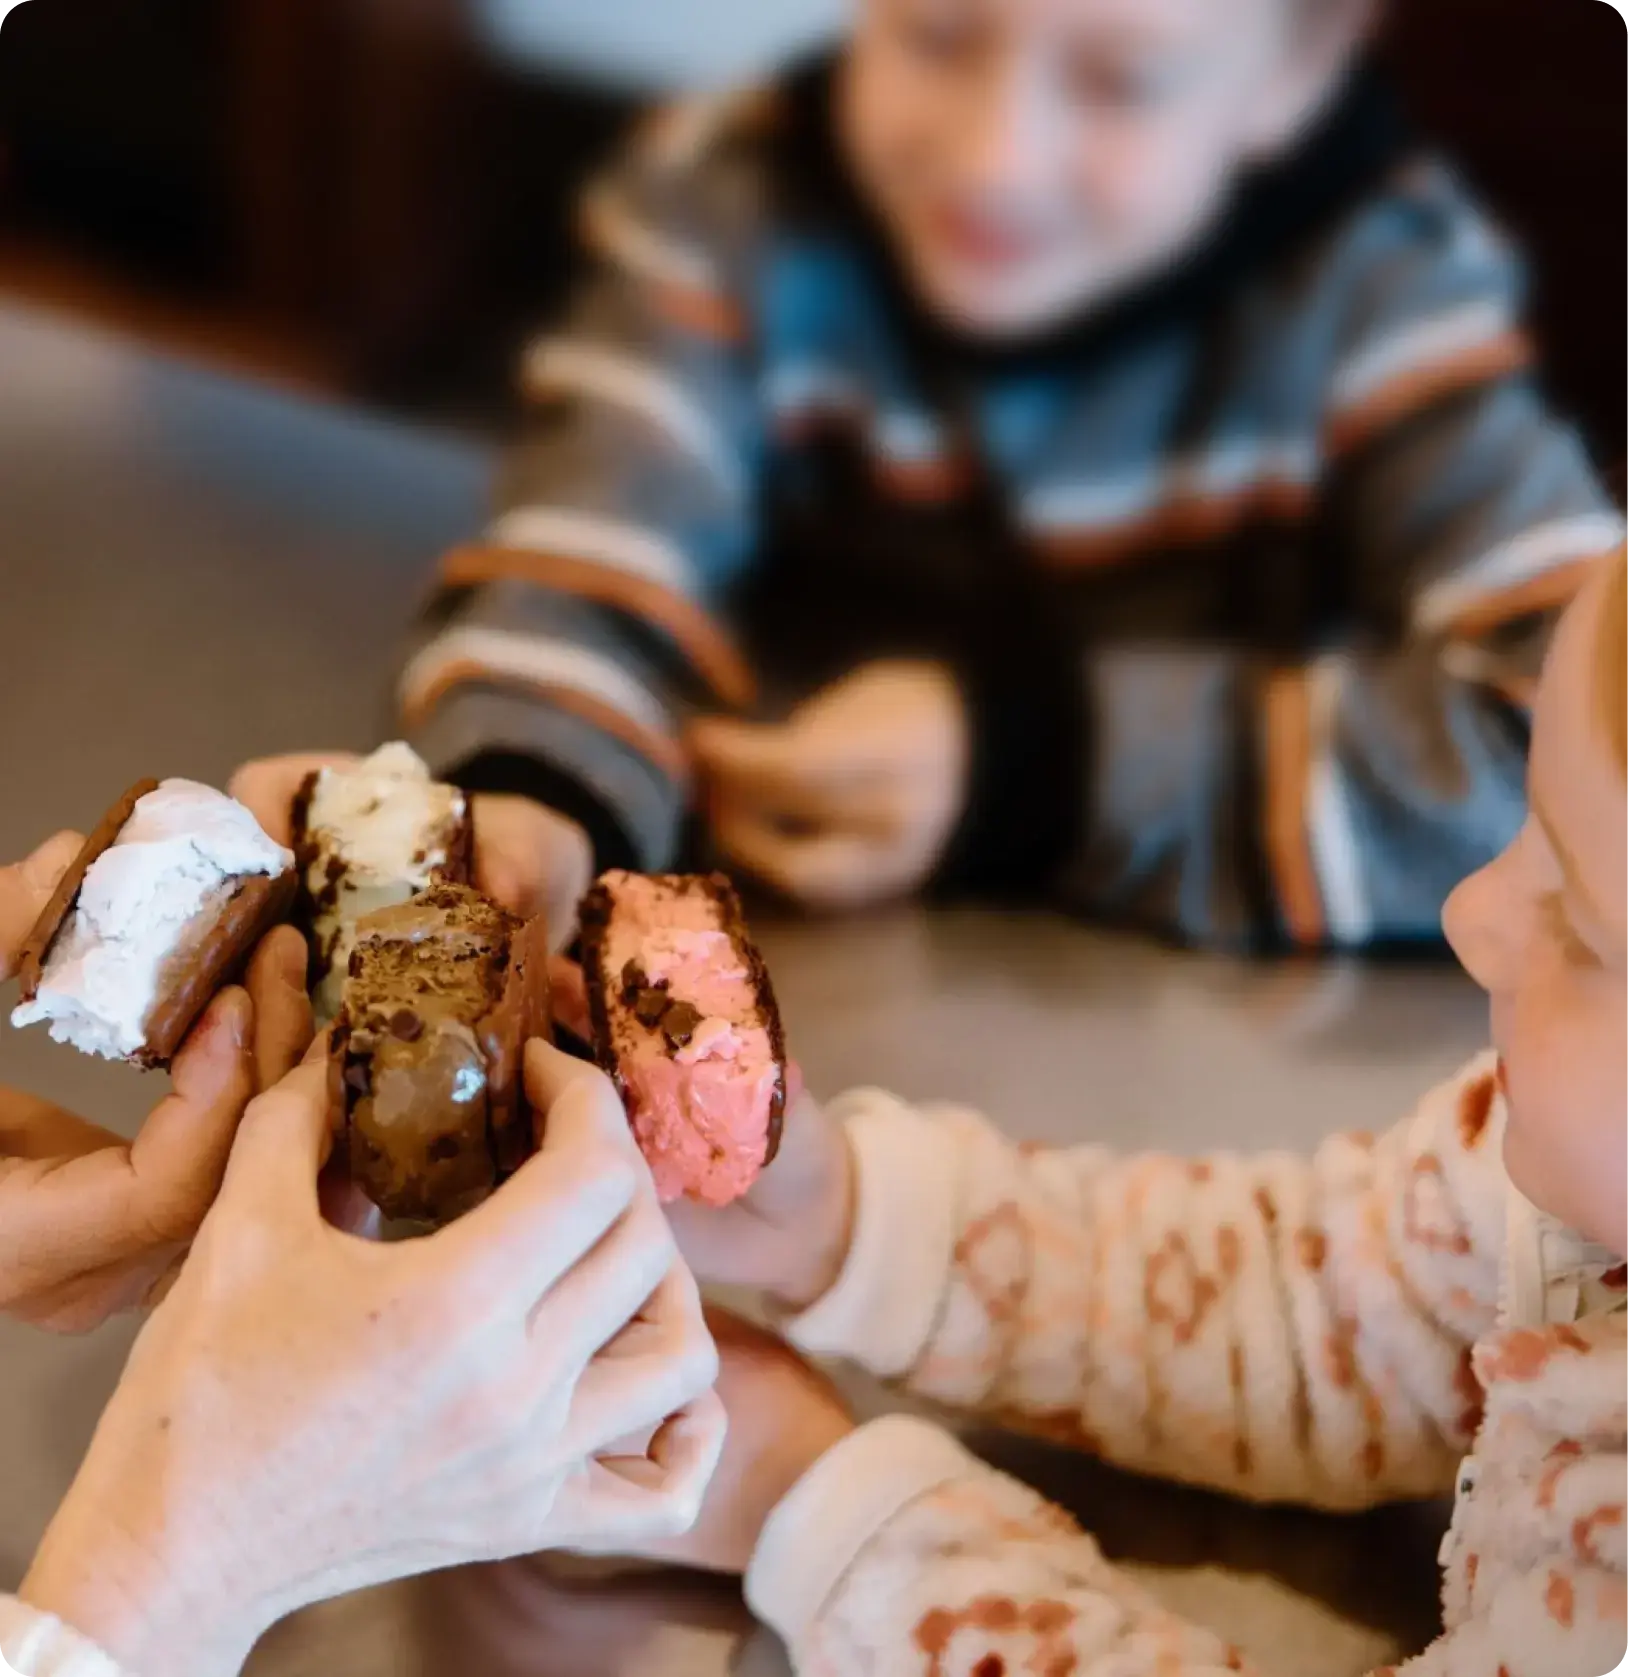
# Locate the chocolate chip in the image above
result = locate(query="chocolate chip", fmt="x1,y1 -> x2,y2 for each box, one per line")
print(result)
620,960 -> 649,1003
388,1009 -> 424,1042
632,987 -> 669,1027
662,1000 -> 703,1050
428,1135 -> 461,1162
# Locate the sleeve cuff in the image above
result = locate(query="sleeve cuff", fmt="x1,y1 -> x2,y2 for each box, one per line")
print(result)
744,1416 -> 976,1653
782,1090 -> 960,1379
405,684 -> 684,872
0,1599 -> 125,1677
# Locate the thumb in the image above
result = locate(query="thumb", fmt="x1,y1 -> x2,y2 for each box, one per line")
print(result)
689,717 -> 803,792
219,1041 -> 338,1213
127,988 -> 256,1231
0,830 -> 85,982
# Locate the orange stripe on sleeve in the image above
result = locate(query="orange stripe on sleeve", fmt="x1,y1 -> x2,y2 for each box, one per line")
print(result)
440,544 -> 757,711
1326,330 -> 1533,458
870,451 -> 977,505
577,194 -> 749,346
400,657 -> 689,783
1033,480 -> 1313,572
1438,554 -> 1598,641
1261,667 -> 1325,948
648,282 -> 750,345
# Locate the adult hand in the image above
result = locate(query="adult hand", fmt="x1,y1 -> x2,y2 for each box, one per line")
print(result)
229,753 -> 593,943
0,836 -> 313,1332
551,958 -> 856,1314
693,660 -> 968,912
20,1043 -> 724,1677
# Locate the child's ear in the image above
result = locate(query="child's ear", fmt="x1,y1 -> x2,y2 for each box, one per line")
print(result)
1244,0 -> 1379,160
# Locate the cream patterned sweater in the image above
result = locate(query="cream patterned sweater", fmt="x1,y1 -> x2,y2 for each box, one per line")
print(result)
743,1053 -> 1627,1677
2,1057 -> 1622,1676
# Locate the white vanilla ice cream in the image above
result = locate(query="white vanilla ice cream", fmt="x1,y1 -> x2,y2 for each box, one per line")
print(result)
302,742 -> 467,1023
11,781 -> 294,1061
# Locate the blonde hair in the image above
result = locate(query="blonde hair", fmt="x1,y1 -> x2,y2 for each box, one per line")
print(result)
1599,546 -> 1627,778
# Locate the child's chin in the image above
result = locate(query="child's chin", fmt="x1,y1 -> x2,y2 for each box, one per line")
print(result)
909,256 -> 1086,341
928,285 -> 1069,339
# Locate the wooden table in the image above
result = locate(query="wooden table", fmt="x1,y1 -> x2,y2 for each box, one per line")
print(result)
0,302 -> 1487,1676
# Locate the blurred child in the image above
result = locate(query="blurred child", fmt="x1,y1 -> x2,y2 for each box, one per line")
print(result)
242,0 -> 1619,949
615,547 -> 1627,1672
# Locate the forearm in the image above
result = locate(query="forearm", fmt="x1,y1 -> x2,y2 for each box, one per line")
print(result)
402,214 -> 763,876
750,1421 -> 1589,1677
788,1060 -> 1508,1509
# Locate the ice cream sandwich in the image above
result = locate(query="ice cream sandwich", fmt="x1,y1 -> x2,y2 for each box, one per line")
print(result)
11,779 -> 296,1067
291,743 -> 472,1024
332,881 -> 551,1225
580,871 -> 785,1207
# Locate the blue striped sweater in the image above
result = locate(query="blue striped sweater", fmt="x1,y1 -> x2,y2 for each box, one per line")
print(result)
401,61 -> 1619,949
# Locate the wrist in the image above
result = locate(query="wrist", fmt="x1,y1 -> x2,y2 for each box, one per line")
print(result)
23,1484 -> 260,1677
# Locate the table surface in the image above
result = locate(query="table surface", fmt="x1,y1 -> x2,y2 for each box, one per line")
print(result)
0,301 -> 1490,1677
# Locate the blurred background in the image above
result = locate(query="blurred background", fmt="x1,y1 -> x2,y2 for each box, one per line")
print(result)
0,0 -> 1622,460
0,10 -> 1622,1673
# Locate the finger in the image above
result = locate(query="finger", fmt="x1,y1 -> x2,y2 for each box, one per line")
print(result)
548,957 -> 593,1043
688,719 -> 838,816
0,1089 -> 122,1163
141,1250 -> 187,1313
0,830 -> 84,981
693,718 -> 917,811
426,1048 -> 641,1300
523,1040 -> 637,1160
554,1389 -> 728,1552
227,752 -> 357,846
554,1261 -> 717,1459
523,1196 -> 680,1396
7,1246 -> 181,1335
244,926 -> 314,1093
712,812 -> 888,911
0,991 -> 255,1300
218,1053 -> 337,1211
472,795 -> 592,928
126,987 -> 257,1239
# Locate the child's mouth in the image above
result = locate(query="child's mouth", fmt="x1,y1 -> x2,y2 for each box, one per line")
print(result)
928,204 -> 1048,271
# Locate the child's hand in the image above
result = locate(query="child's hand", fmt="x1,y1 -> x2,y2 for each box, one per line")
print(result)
550,958 -> 857,1312
624,1308 -> 855,1576
0,835 -> 313,1331
665,1081 -> 856,1310
229,753 -> 593,942
692,660 -> 968,911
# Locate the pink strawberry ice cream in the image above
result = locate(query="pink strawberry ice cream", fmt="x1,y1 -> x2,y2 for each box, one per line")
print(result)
581,872 -> 785,1207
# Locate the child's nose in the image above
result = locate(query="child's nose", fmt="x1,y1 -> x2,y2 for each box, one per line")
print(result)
959,62 -> 1062,198
1442,860 -> 1518,995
